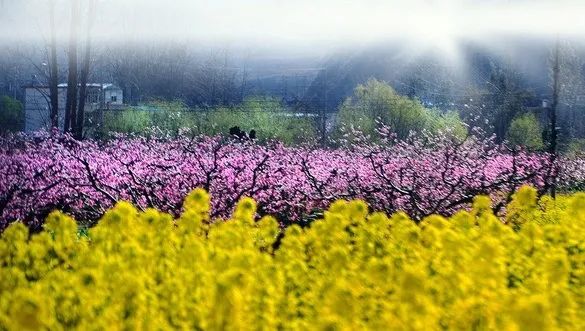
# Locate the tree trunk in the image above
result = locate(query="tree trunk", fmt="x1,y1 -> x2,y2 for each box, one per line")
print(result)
549,38 -> 561,198
48,0 -> 59,129
76,0 -> 96,139
64,0 -> 80,133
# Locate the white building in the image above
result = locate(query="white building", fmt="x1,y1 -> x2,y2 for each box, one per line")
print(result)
23,83 -> 123,132
23,85 -> 67,132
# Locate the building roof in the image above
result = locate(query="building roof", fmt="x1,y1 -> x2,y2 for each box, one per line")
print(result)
21,85 -> 64,89
102,84 -> 121,90
56,83 -> 120,89
23,83 -> 120,89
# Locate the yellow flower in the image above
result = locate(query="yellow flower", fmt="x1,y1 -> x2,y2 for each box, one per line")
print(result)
233,196 -> 257,224
1,186 -> 585,330
512,295 -> 552,331
184,188 -> 211,213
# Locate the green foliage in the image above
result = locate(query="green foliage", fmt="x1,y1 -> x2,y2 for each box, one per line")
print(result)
427,111 -> 468,140
0,95 -> 23,133
506,113 -> 544,150
101,109 -> 152,134
101,100 -> 196,136
334,79 -> 466,142
99,98 -> 317,144
198,97 -> 317,144
149,100 -> 196,134
565,138 -> 585,156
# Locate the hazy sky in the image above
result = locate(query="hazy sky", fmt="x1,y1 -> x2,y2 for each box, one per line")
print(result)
1,0 -> 584,50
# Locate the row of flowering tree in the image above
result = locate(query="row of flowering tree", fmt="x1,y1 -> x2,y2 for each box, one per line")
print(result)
1,130 -> 583,231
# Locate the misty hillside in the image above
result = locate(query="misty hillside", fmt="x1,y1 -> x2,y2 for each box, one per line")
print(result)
302,37 -> 584,112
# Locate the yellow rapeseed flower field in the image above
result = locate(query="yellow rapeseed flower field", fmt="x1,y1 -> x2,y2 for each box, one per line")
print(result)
1,186 -> 585,330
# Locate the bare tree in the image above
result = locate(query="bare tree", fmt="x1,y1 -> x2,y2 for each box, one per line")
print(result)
76,0 -> 97,139
555,42 -> 585,141
48,0 -> 59,129
549,38 -> 561,197
64,0 -> 80,133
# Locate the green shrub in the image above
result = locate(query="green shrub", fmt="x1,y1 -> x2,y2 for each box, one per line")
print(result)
98,98 -> 316,144
148,100 -> 195,134
334,79 -> 466,143
564,138 -> 585,156
506,113 -> 544,150
428,111 -> 468,140
199,97 -> 317,144
0,95 -> 23,133
101,110 -> 152,134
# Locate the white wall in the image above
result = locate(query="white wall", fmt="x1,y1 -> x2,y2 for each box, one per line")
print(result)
104,89 -> 123,105
24,87 -> 66,132
24,86 -> 124,132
